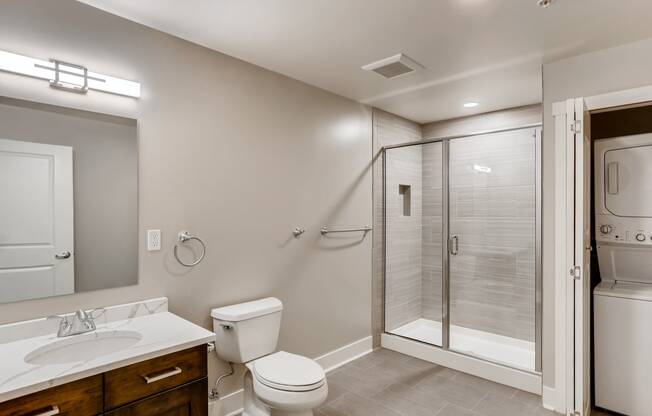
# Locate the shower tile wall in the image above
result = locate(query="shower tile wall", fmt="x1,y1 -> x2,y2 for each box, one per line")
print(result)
374,105 -> 541,345
448,131 -> 536,341
372,109 -> 422,343
421,144 -> 443,322
384,145 -> 422,331
422,106 -> 541,343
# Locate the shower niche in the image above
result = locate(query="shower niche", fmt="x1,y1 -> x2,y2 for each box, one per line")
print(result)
383,126 -> 541,373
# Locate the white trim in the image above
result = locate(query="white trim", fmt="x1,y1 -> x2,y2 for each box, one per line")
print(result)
214,390 -> 243,416
381,333 -> 542,394
215,336 -> 373,416
314,336 -> 373,372
585,84 -> 652,111
542,385 -> 565,413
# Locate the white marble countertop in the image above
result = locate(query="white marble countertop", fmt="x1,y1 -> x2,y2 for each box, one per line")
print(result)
0,298 -> 215,403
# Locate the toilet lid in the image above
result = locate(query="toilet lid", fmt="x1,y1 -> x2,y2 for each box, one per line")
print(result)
253,351 -> 325,392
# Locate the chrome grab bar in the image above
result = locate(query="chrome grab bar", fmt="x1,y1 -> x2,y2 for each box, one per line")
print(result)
320,225 -> 372,235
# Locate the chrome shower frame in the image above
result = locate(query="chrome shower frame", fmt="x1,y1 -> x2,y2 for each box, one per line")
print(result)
382,123 -> 543,374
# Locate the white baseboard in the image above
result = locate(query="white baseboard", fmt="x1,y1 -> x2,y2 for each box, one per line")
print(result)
216,336 -> 373,415
542,385 -> 565,414
314,336 -> 373,372
381,333 -> 542,394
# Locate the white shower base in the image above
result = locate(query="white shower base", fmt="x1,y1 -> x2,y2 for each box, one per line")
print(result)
390,318 -> 535,372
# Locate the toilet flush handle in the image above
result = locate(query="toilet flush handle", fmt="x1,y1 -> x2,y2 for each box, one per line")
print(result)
220,323 -> 234,331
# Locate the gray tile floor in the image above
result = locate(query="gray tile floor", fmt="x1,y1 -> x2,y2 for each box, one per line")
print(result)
317,348 -> 556,416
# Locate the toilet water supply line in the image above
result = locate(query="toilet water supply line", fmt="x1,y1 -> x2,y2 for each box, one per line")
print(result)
209,342 -> 234,399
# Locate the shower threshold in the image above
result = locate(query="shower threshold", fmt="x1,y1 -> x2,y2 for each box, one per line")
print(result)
390,318 -> 535,372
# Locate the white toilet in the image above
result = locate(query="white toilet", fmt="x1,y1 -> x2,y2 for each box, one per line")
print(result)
211,297 -> 328,416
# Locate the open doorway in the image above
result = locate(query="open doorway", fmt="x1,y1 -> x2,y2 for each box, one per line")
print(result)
554,89 -> 652,416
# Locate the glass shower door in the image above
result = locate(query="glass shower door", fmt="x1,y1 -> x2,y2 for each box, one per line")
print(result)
447,128 -> 537,371
384,141 -> 443,346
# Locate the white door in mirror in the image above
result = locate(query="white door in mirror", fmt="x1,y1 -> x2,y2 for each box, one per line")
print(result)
0,139 -> 74,302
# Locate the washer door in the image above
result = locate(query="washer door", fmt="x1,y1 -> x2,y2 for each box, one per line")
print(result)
604,144 -> 652,217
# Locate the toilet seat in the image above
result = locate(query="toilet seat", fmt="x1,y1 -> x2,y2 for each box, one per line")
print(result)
252,351 -> 325,392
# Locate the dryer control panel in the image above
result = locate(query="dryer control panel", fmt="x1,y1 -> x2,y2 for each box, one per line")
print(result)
596,214 -> 652,245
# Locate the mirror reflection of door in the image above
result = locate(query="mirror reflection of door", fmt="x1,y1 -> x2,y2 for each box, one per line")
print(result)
0,138 -> 74,302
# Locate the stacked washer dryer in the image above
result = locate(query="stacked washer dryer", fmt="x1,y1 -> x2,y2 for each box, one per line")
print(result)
594,132 -> 652,416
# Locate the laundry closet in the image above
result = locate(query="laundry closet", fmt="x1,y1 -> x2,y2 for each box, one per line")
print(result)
590,104 -> 652,416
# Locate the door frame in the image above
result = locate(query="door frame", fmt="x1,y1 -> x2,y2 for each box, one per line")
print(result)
551,84 -> 652,415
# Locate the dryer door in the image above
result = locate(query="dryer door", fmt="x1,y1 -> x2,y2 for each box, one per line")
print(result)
604,144 -> 652,217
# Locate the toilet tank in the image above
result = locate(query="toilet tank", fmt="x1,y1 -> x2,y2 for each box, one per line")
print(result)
211,297 -> 283,363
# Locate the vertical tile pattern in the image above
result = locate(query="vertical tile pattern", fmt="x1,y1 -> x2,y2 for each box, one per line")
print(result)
421,143 -> 444,322
372,109 -> 423,344
385,145 -> 423,331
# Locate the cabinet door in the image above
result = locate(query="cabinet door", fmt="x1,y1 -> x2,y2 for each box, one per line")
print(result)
105,378 -> 207,416
0,375 -> 102,416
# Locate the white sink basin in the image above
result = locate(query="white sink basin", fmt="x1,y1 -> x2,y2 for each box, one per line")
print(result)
25,330 -> 142,365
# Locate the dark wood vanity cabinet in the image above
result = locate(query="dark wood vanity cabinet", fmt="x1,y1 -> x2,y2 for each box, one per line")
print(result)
0,345 -> 208,416
105,380 -> 207,416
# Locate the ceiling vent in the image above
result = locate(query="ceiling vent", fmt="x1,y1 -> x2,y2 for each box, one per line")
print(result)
362,54 -> 424,79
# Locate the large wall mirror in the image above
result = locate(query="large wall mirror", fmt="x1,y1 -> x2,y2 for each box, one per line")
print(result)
0,96 -> 138,303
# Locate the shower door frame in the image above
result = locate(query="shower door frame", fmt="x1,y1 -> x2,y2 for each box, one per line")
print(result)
382,123 -> 543,374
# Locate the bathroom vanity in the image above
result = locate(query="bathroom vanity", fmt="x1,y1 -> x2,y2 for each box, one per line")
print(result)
0,298 -> 215,416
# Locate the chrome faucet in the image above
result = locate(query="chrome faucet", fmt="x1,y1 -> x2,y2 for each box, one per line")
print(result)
48,309 -> 100,337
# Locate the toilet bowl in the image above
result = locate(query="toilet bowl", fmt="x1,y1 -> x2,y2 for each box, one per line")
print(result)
211,298 -> 328,416
243,351 -> 327,416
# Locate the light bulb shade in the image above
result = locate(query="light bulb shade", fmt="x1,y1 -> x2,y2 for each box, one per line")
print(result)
0,49 -> 140,98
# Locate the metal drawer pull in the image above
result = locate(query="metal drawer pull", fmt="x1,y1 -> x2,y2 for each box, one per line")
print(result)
142,366 -> 182,384
30,405 -> 60,416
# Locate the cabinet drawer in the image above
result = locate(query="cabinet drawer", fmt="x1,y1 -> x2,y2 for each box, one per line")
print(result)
0,375 -> 102,416
104,345 -> 207,410
106,378 -> 207,416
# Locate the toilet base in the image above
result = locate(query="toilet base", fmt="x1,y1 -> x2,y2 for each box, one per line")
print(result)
242,371 -> 323,416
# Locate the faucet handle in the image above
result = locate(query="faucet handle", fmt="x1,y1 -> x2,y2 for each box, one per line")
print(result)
87,307 -> 106,320
47,315 -> 71,335
74,309 -> 97,331
47,314 -> 68,324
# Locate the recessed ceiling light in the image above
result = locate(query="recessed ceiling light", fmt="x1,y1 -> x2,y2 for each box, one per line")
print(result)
463,102 -> 479,108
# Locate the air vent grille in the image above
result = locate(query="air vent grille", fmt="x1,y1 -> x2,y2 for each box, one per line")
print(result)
362,54 -> 423,79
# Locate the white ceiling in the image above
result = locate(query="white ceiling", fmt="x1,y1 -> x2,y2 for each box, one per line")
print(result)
79,0 -> 652,123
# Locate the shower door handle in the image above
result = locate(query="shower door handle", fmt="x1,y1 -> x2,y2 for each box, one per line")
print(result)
449,235 -> 459,255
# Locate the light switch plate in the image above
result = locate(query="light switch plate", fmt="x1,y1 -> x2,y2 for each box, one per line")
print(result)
147,229 -> 161,251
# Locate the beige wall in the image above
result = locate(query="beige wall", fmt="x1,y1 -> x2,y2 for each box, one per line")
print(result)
0,0 -> 372,397
541,37 -> 652,388
0,97 -> 138,293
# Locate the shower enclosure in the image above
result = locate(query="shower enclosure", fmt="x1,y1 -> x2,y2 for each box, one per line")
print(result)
383,126 -> 541,373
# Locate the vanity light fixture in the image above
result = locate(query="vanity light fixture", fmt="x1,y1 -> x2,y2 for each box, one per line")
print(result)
0,49 -> 141,98
463,102 -> 479,108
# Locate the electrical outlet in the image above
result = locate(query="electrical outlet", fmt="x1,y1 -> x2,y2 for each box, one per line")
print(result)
147,229 -> 161,251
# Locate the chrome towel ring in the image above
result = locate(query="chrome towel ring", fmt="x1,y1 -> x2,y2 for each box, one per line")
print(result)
174,231 -> 206,267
